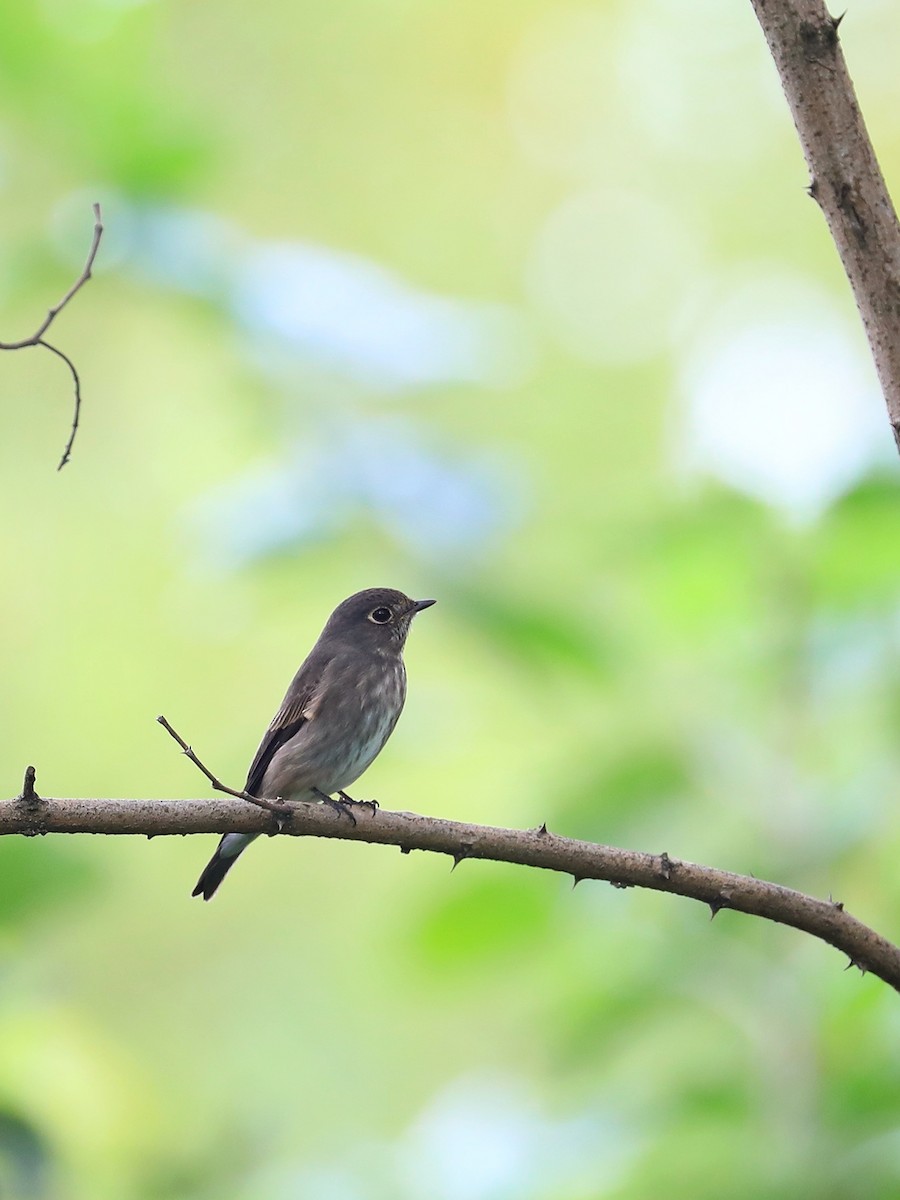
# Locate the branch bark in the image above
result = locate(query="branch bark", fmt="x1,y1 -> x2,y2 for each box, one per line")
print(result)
4,780 -> 900,994
750,0 -> 900,448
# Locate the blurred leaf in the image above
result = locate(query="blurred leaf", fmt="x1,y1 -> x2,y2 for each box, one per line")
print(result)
629,488 -> 777,636
549,983 -> 667,1071
89,101 -> 214,196
554,743 -> 692,842
0,840 -> 95,929
413,873 -> 553,973
452,587 -> 612,679
812,476 -> 900,608
820,983 -> 900,1129
623,1116 -> 779,1200
0,1109 -> 52,1199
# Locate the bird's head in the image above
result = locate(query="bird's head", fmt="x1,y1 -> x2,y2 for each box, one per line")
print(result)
324,588 -> 436,651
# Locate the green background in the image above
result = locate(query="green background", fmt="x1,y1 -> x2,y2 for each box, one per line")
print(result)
2,1 -> 900,1196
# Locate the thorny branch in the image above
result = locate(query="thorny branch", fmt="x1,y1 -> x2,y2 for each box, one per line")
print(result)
4,763 -> 900,995
749,0 -> 900,450
0,203 -> 103,469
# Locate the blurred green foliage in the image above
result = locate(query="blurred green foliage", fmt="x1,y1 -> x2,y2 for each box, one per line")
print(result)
2,0 -> 900,1197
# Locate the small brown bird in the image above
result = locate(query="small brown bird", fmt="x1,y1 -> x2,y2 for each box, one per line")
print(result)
192,587 -> 435,899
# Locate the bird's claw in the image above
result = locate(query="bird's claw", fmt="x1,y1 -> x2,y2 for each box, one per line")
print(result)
314,788 -> 358,827
338,789 -> 379,816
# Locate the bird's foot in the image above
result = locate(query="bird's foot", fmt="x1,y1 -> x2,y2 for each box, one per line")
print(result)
338,789 -> 379,816
313,788 -> 357,827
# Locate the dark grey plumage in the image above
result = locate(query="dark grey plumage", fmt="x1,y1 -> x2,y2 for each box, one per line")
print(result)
192,588 -> 435,900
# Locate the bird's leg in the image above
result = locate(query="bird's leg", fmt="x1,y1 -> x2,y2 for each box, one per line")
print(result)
338,789 -> 379,815
312,787 -> 357,827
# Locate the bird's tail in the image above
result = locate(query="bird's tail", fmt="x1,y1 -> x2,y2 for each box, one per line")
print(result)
192,832 -> 259,900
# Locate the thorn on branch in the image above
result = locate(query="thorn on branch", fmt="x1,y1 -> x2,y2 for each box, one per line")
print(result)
451,842 -> 474,871
845,957 -> 868,976
708,889 -> 733,919
0,203 -> 103,470
829,893 -> 844,911
799,17 -> 839,57
534,822 -> 548,836
399,845 -> 411,855
266,810 -> 292,836
832,10 -> 846,33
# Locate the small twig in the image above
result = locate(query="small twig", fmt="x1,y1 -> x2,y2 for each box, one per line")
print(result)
0,202 -> 103,469
37,340 -> 83,470
0,204 -> 104,350
17,765 -> 39,804
156,714 -> 292,816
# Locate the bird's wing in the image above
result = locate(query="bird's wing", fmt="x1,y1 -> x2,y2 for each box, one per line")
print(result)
244,660 -> 330,798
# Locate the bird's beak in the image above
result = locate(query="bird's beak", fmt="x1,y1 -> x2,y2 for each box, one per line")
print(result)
411,598 -> 436,613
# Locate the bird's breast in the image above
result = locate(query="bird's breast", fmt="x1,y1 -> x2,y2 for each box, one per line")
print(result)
266,656 -> 408,798
337,659 -> 407,782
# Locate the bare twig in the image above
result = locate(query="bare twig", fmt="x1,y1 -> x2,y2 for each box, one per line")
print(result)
0,203 -> 103,469
17,766 -> 39,804
156,714 -> 292,816
38,340 -> 83,470
750,1 -> 900,449
1,784 -> 898,992
0,204 -> 104,349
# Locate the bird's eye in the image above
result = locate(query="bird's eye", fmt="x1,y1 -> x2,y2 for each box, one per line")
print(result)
368,606 -> 393,624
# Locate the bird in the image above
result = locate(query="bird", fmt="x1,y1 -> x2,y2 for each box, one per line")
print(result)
192,587 -> 435,900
